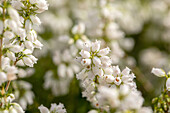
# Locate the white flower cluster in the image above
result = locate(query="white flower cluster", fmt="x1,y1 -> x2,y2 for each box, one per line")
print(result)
38,103 -> 66,113
12,80 -> 35,110
0,0 -> 48,85
76,40 -> 137,110
43,23 -> 89,96
0,0 -> 48,112
0,94 -> 24,113
152,68 -> 170,91
95,86 -> 153,113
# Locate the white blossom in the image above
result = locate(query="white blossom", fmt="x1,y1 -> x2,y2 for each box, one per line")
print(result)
166,78 -> 170,91
151,68 -> 166,77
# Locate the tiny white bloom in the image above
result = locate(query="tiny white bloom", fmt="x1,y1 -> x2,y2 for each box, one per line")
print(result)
97,47 -> 110,56
114,77 -> 122,85
79,50 -> 90,58
23,57 -> 33,67
7,51 -> 16,61
13,103 -> 24,113
72,23 -> 85,34
93,56 -> 101,67
104,75 -> 115,83
0,72 -> 7,85
30,15 -> 41,26
81,59 -> 91,66
92,40 -> 101,52
151,68 -> 166,77
166,78 -> 170,91
38,105 -> 50,113
112,65 -> 121,76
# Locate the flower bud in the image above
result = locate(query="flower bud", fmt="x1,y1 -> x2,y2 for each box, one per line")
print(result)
23,57 -> 33,67
97,47 -> 110,56
92,40 -> 101,52
72,23 -> 85,34
25,20 -> 32,31
10,45 -> 23,53
0,72 -> 7,85
151,68 -> 166,77
104,75 -> 114,83
93,56 -> 101,67
7,51 -> 16,61
34,40 -> 43,49
30,15 -> 41,26
38,105 -> 50,113
166,78 -> 170,91
79,50 -> 90,58
13,103 -> 24,113
9,106 -> 17,113
25,41 -> 34,51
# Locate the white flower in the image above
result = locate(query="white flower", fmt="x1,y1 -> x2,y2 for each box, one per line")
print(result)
39,103 -> 66,113
122,67 -> 131,76
93,56 -> 101,67
25,20 -> 32,31
34,40 -> 43,49
103,75 -> 115,83
72,23 -> 85,34
16,28 -> 26,41
138,107 -> 153,113
11,0 -> 24,10
121,91 -> 144,110
23,57 -> 33,67
88,110 -> 98,113
97,86 -> 120,108
50,103 -> 66,113
79,50 -> 90,58
35,0 -> 49,13
27,55 -> 38,64
13,103 -> 24,113
38,105 -> 50,113
6,20 -> 18,32
30,15 -> 41,26
10,45 -> 23,53
4,31 -> 14,39
8,7 -> 20,23
92,40 -> 101,52
0,72 -> 7,85
97,47 -> 110,56
25,41 -> 34,51
6,66 -> 18,81
7,51 -> 16,61
76,69 -> 87,80
27,30 -> 37,42
114,77 -> 122,85
9,107 -> 18,113
100,56 -> 112,66
76,39 -> 84,49
58,64 -> 66,78
81,59 -> 91,66
18,69 -> 27,78
112,65 -> 121,76
151,68 -> 166,77
66,66 -> 74,78
120,85 -> 130,96
166,78 -> 170,91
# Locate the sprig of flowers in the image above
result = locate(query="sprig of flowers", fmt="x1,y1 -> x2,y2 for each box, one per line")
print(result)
76,40 -> 146,112
0,0 -> 48,112
151,68 -> 170,112
38,103 -> 67,113
152,68 -> 170,91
